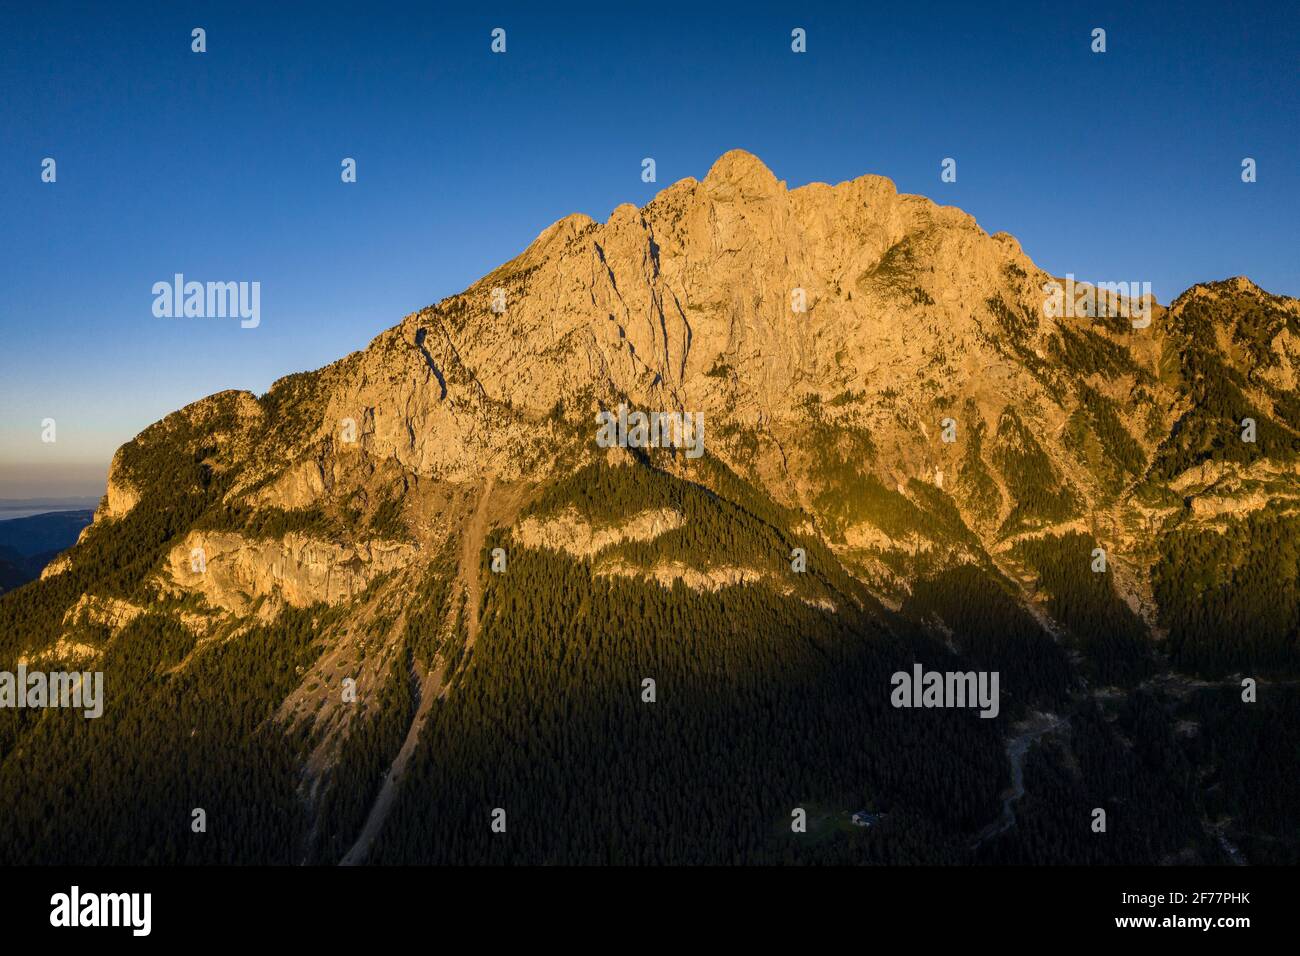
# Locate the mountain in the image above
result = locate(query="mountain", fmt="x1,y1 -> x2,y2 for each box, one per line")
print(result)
2,151 -> 1297,866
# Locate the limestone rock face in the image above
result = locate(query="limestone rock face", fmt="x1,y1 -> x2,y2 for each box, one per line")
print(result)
162,531 -> 418,615
100,448 -> 141,520
312,149 -> 1070,492
513,507 -> 684,558
62,593 -> 144,632
40,554 -> 72,580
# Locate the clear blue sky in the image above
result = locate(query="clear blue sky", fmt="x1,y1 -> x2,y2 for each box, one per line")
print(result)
1,0 -> 1297,496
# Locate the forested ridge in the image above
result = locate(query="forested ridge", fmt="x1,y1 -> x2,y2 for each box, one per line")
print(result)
1,443 -> 1295,865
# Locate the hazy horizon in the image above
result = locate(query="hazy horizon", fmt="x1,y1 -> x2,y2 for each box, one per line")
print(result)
0,463 -> 109,500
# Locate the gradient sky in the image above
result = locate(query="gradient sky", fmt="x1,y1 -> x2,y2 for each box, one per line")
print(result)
2,0 -> 1297,497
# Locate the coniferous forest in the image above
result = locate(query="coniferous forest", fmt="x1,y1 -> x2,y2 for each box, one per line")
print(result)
1,448 -> 1296,866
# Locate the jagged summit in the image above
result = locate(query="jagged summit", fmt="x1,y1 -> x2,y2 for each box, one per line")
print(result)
1170,274 -> 1282,306
703,148 -> 785,197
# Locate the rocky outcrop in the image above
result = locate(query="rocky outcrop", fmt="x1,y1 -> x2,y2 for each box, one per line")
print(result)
62,593 -> 144,632
162,531 -> 419,615
98,447 -> 141,520
513,507 -> 683,557
17,637 -> 102,667
40,554 -> 72,580
596,559 -> 767,592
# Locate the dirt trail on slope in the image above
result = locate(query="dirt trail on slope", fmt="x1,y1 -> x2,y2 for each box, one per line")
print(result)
460,474 -> 496,649
338,663 -> 442,865
339,476 -> 497,866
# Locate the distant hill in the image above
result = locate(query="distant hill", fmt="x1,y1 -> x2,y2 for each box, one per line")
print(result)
0,510 -> 94,595
0,497 -> 101,522
0,555 -> 27,594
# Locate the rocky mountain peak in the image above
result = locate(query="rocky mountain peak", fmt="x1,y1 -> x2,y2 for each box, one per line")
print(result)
703,148 -> 785,199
